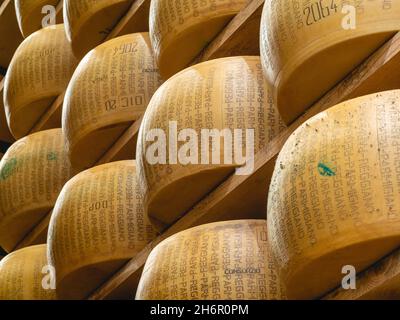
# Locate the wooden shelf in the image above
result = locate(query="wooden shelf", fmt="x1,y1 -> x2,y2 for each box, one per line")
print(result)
88,29 -> 400,300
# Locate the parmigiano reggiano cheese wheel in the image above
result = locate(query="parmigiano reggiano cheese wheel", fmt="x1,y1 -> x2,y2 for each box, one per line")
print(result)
136,220 -> 284,300
267,90 -> 400,300
64,0 -> 133,58
4,24 -> 78,140
0,245 -> 56,300
260,1 -> 400,125
0,129 -> 73,253
15,0 -> 62,38
63,33 -> 162,170
137,56 -> 286,231
149,0 -> 248,79
47,160 -> 157,300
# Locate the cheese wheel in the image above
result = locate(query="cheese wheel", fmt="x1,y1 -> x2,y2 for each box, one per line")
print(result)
4,24 -> 78,140
63,33 -> 162,170
137,56 -> 286,230
15,0 -> 62,38
268,90 -> 400,299
136,220 -> 284,300
149,0 -> 248,79
0,245 -> 56,300
47,160 -> 157,300
0,129 -> 73,253
64,0 -> 134,58
260,1 -> 400,125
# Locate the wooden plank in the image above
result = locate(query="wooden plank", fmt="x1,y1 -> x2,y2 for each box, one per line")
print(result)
88,30 -> 400,300
194,0 -> 264,63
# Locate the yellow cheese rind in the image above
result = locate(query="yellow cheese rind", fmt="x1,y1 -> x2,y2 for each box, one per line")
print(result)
63,33 -> 162,170
268,90 -> 400,299
47,160 -> 157,300
149,0 -> 248,79
15,0 -> 60,38
137,56 -> 286,231
0,245 -> 56,300
260,1 -> 400,125
0,129 -> 73,252
136,220 -> 284,300
4,24 -> 78,139
64,0 -> 133,58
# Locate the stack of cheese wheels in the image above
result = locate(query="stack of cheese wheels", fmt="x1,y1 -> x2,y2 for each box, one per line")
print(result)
15,0 -> 62,38
4,24 -> 77,139
149,0 -> 248,79
0,129 -> 73,253
267,90 -> 400,300
136,220 -> 284,300
137,56 -> 286,231
260,1 -> 400,125
47,160 -> 157,299
64,0 -> 134,58
0,245 -> 55,300
63,33 -> 162,170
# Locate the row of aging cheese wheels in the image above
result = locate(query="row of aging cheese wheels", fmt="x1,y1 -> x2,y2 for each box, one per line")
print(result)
0,0 -> 400,300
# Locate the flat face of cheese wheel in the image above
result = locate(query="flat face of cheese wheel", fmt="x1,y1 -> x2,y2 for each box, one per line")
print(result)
0,245 -> 56,300
64,0 -> 134,58
4,24 -> 78,139
267,90 -> 400,299
137,56 -> 286,230
15,0 -> 61,38
0,129 -> 73,253
63,33 -> 163,170
136,220 -> 285,300
260,0 -> 400,124
149,0 -> 249,79
47,160 -> 157,300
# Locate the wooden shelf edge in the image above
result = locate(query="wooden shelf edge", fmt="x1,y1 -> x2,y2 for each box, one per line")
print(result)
88,30 -> 400,300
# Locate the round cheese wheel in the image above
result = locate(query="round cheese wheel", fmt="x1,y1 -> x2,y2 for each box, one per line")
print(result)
268,90 -> 400,299
64,0 -> 133,58
136,220 -> 284,300
63,33 -> 162,170
47,160 -> 157,300
0,245 -> 56,300
260,1 -> 400,125
4,24 -> 78,139
137,56 -> 286,231
15,0 -> 61,38
0,129 -> 73,253
149,0 -> 248,79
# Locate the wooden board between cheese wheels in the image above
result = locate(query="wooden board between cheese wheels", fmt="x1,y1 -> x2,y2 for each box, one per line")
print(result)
260,0 -> 400,125
47,160 -> 157,300
4,24 -> 78,140
136,220 -> 285,300
137,56 -> 286,231
64,0 -> 135,58
0,129 -> 73,253
267,90 -> 400,299
63,33 -> 162,170
149,0 -> 249,79
0,244 -> 56,300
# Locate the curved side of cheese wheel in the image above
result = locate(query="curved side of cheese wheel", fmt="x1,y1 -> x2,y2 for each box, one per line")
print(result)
0,245 -> 56,300
149,0 -> 248,79
267,90 -> 400,299
0,129 -> 73,252
63,33 -> 162,170
4,24 -> 78,139
260,1 -> 400,125
63,0 -> 133,58
47,160 -> 157,300
136,220 -> 284,300
15,0 -> 60,38
137,56 -> 286,231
